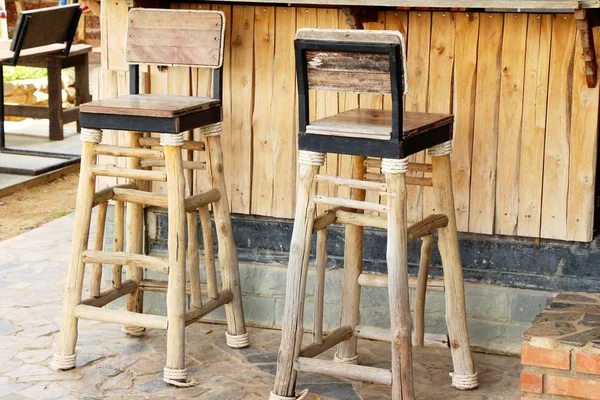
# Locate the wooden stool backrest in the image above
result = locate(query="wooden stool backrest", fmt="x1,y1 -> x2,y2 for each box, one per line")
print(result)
126,9 -> 226,68
10,4 -> 81,57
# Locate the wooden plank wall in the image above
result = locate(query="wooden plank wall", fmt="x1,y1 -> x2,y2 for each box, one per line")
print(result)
98,2 -> 600,242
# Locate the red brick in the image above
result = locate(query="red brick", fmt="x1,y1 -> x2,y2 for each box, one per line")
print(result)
577,353 -> 600,375
520,372 -> 543,393
547,375 -> 600,400
521,343 -> 570,370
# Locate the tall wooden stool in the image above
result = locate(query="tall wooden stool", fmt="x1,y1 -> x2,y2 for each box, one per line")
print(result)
53,9 -> 248,386
271,29 -> 478,400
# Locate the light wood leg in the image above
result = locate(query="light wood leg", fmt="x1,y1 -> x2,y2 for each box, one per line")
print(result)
163,134 -> 188,385
272,152 -> 323,399
313,228 -> 327,345
199,205 -> 218,299
112,200 -> 125,289
54,129 -> 101,370
205,127 -> 247,347
415,234 -> 434,347
124,131 -> 145,336
384,159 -> 414,400
187,210 -> 202,308
431,152 -> 478,390
336,155 -> 366,364
90,202 -> 108,297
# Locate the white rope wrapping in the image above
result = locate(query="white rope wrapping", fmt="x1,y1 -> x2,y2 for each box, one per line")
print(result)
450,372 -> 479,390
80,128 -> 103,143
198,122 -> 222,137
160,132 -> 184,147
52,353 -> 76,370
333,352 -> 359,365
269,389 -> 309,400
428,140 -> 453,157
226,332 -> 250,348
298,150 -> 325,167
381,158 -> 409,174
163,367 -> 196,387
122,325 -> 146,337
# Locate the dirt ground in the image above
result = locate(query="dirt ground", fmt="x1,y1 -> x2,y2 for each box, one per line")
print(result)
0,171 -> 79,241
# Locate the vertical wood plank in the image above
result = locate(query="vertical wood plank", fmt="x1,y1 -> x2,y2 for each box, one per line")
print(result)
405,11 -> 431,223
251,6 -> 276,216
495,13 -> 527,236
517,14 -> 552,238
229,5 -> 255,214
149,65 -> 169,195
452,12 -> 479,232
469,13 -> 503,234
101,0 -> 128,71
541,14 -> 576,240
425,12 -> 455,217
567,28 -> 600,241
95,69 -> 119,191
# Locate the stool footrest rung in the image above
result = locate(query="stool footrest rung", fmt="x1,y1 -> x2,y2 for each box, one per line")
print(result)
358,273 -> 445,292
93,144 -> 164,160
185,289 -> 233,326
94,182 -> 137,206
139,137 -> 205,151
300,326 -> 353,358
81,280 -> 138,308
74,304 -> 168,330
313,195 -> 388,214
112,187 -> 220,213
353,325 -> 450,348
140,160 -> 206,170
92,164 -> 167,182
335,210 -> 387,229
407,214 -> 448,242
363,172 -> 433,187
81,250 -> 169,275
315,174 -> 387,192
138,278 -> 209,296
294,357 -> 392,386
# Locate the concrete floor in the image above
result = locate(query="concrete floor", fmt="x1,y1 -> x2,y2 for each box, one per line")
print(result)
0,213 -> 521,400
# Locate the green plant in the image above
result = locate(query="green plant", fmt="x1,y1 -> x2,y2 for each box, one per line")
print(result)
3,66 -> 47,82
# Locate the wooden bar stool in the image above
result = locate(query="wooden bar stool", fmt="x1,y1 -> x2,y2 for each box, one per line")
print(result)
53,9 -> 248,386
271,29 -> 478,400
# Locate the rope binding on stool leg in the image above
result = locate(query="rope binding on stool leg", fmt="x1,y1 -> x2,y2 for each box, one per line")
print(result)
52,353 -> 76,370
160,132 -> 184,147
121,325 -> 146,337
428,140 -> 453,157
269,389 -> 309,400
298,150 -> 325,166
163,367 -> 197,387
80,128 -> 103,143
198,122 -> 222,136
226,332 -> 250,348
333,351 -> 359,364
450,372 -> 479,390
381,157 -> 409,174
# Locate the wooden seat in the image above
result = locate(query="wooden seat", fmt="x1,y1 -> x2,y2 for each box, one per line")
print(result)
307,109 -> 453,141
80,94 -> 220,117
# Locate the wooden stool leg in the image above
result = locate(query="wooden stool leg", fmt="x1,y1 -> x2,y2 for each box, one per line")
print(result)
112,200 -> 125,289
187,210 -> 203,308
430,143 -> 478,390
272,151 -> 324,400
90,202 -> 108,297
415,234 -> 434,347
203,123 -> 248,348
162,133 -> 190,386
54,128 -> 102,370
313,228 -> 327,345
199,205 -> 218,299
383,158 -> 414,400
336,155 -> 366,364
123,131 -> 146,337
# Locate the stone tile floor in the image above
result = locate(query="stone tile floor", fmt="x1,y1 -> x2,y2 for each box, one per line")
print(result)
0,214 -> 521,399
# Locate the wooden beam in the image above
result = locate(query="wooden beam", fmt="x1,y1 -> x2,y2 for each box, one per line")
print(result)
185,290 -> 233,326
81,250 -> 169,275
353,325 -> 450,349
294,357 -> 392,386
81,280 -> 138,307
74,304 -> 168,329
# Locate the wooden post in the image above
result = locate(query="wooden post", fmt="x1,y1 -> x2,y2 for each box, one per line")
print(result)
415,234 -> 434,347
199,205 -> 218,299
383,158 -> 414,400
336,155 -> 366,363
124,131 -> 145,335
313,228 -> 327,345
55,129 -> 102,369
272,151 -> 324,399
47,56 -> 64,141
90,202 -> 108,297
163,133 -> 188,384
112,200 -> 125,289
187,210 -> 202,308
430,149 -> 478,390
204,124 -> 247,346
74,53 -> 92,133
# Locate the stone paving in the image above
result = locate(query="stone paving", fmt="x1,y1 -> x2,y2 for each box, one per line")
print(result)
0,214 -> 521,399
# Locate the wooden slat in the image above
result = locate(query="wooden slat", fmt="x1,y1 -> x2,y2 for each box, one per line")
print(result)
517,14 -> 552,238
81,250 -> 170,275
541,15 -> 576,240
495,13 -> 527,236
451,12 -> 479,231
567,27 -> 600,241
81,94 -> 218,117
469,13 -> 503,234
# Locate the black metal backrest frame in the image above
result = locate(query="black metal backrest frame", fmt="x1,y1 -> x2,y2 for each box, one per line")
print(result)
4,4 -> 82,67
295,39 -> 405,159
